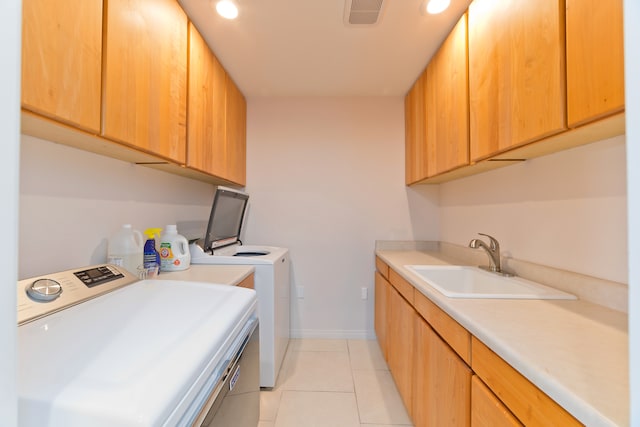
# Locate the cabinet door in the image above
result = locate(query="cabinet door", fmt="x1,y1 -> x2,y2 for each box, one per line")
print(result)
374,271 -> 389,360
566,0 -> 624,127
471,376 -> 522,427
187,23 -> 228,178
21,0 -> 102,133
225,76 -> 247,186
405,72 -> 428,184
471,337 -> 581,426
103,0 -> 187,163
413,316 -> 471,427
468,0 -> 566,161
387,286 -> 415,416
426,12 -> 469,177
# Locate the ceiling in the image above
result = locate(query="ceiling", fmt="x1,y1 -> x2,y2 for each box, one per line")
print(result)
179,0 -> 471,97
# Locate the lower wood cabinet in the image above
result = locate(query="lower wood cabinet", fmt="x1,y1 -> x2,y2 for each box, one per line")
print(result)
374,257 -> 583,427
387,284 -> 416,417
471,375 -> 523,427
471,337 -> 581,426
413,315 -> 472,427
374,271 -> 389,359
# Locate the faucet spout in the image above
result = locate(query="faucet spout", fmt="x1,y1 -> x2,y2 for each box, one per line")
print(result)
468,233 -> 508,275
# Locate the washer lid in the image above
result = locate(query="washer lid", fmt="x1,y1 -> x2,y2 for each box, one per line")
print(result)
18,279 -> 257,427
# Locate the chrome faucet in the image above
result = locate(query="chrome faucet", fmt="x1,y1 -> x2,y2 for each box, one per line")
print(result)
468,233 -> 511,276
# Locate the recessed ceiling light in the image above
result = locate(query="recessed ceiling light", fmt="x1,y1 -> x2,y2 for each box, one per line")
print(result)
426,0 -> 450,14
215,0 -> 238,19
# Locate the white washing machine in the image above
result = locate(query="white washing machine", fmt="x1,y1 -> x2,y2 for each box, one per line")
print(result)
17,265 -> 260,426
184,186 -> 291,388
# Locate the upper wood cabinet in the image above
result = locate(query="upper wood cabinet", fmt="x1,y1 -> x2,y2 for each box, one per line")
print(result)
103,0 -> 188,164
426,12 -> 469,177
21,0 -> 103,133
405,72 -> 428,185
187,23 -> 228,178
225,75 -> 247,186
468,0 -> 566,162
566,0 -> 624,127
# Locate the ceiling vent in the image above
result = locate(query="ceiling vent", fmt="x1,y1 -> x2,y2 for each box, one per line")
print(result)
344,0 -> 386,26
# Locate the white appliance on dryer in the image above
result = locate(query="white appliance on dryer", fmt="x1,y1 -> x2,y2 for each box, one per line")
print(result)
187,186 -> 290,388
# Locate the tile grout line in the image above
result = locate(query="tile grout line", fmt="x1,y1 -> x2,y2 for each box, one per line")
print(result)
346,339 -> 365,425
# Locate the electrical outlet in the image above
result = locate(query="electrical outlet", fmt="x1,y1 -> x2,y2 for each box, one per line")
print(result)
361,287 -> 368,300
297,286 -> 304,299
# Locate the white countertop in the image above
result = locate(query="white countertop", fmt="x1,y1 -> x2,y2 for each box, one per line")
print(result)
156,264 -> 254,285
376,250 -> 628,427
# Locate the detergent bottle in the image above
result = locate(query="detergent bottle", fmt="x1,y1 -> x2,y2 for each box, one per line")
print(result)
159,225 -> 191,271
107,224 -> 144,275
143,228 -> 162,276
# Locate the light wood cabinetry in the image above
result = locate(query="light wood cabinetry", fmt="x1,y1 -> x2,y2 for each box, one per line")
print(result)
471,337 -> 581,426
566,0 -> 624,127
374,260 -> 583,426
187,23 -> 227,178
21,0 -> 102,133
414,289 -> 470,364
425,12 -> 469,177
413,315 -> 472,427
405,72 -> 428,184
389,268 -> 415,304
471,376 -> 523,427
21,0 -> 247,185
387,284 -> 416,416
405,0 -> 624,184
236,274 -> 254,289
224,76 -> 247,186
102,0 -> 188,164
374,271 -> 389,359
468,0 -> 566,161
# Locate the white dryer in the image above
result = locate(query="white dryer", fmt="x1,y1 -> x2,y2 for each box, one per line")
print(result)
185,186 -> 291,388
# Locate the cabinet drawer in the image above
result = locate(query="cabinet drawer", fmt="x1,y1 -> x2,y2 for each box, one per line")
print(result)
389,268 -> 414,304
471,337 -> 582,427
414,290 -> 470,364
375,256 -> 389,279
472,375 -> 523,427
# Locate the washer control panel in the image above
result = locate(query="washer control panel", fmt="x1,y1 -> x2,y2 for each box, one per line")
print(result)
17,264 -> 137,325
73,265 -> 125,287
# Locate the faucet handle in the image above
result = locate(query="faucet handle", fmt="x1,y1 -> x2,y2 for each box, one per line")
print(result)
478,233 -> 499,251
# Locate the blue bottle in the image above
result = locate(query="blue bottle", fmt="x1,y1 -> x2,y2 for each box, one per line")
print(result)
143,228 -> 161,276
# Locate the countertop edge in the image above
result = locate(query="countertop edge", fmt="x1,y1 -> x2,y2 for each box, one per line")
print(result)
155,264 -> 256,286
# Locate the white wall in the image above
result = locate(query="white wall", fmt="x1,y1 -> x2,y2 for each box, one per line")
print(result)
623,0 -> 639,424
1,0 -> 20,424
439,135 -> 627,284
245,97 -> 439,338
19,135 -> 215,279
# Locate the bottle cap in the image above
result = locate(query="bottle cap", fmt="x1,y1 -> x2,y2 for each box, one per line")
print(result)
144,228 -> 162,238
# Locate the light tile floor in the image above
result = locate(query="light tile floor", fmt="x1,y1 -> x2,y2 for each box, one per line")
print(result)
259,339 -> 413,427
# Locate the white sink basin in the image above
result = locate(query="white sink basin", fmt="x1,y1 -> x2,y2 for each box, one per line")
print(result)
405,265 -> 576,300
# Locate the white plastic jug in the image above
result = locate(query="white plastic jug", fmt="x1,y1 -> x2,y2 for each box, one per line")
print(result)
107,224 -> 144,275
159,225 -> 191,271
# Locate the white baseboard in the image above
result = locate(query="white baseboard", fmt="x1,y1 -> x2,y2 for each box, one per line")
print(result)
290,329 -> 376,340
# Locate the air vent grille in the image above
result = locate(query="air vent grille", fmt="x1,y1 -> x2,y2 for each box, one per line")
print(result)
345,0 -> 385,25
